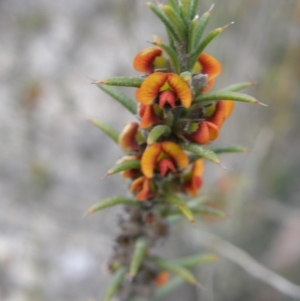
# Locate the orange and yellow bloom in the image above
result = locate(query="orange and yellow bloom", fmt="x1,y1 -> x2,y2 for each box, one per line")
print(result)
207,100 -> 235,128
130,176 -> 155,201
133,47 -> 167,74
118,122 -> 140,152
136,72 -> 192,109
184,121 -> 219,145
182,159 -> 204,196
141,141 -> 189,178
192,53 -> 222,92
138,104 -> 162,129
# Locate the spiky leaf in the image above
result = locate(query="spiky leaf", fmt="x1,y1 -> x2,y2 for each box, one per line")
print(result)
171,253 -> 218,268
167,0 -> 179,12
189,0 -> 200,19
163,5 -> 186,41
191,205 -> 227,218
97,84 -> 137,114
147,3 -> 180,42
194,91 -> 260,105
162,194 -> 194,223
152,258 -> 199,286
212,145 -> 249,154
90,119 -> 119,144
98,77 -> 143,88
86,196 -> 138,215
147,125 -> 171,144
103,267 -> 127,301
106,160 -> 141,176
180,0 -> 191,22
219,82 -> 254,92
189,8 -> 211,52
189,23 -> 232,69
180,143 -> 221,164
153,41 -> 181,73
129,238 -> 147,278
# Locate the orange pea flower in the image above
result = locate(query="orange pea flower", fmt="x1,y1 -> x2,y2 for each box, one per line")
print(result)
141,141 -> 189,178
118,122 -> 140,152
136,72 -> 192,109
130,176 -> 155,201
182,159 -> 204,197
138,104 -> 161,129
185,121 -> 219,145
207,100 -> 235,128
133,47 -> 167,74
154,271 -> 169,286
192,53 -> 222,92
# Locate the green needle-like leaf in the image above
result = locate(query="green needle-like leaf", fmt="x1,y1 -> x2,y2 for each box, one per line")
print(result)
191,205 -> 227,218
147,3 -> 180,42
189,0 -> 200,19
129,238 -> 147,278
90,119 -> 119,144
162,194 -> 195,223
163,5 -> 187,41
194,91 -> 262,105
153,41 -> 181,73
212,145 -> 249,154
166,205 -> 227,219
180,143 -> 221,165
219,81 -> 255,92
167,0 -> 179,12
86,196 -> 138,215
97,84 -> 137,114
180,0 -> 191,22
106,160 -> 141,176
152,258 -> 199,286
98,77 -> 143,88
171,253 -> 218,268
147,125 -> 171,144
189,5 -> 213,52
189,23 -> 233,69
103,267 -> 127,301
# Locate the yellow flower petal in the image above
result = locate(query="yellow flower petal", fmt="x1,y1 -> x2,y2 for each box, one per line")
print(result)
206,121 -> 219,141
223,100 -> 235,118
161,141 -> 189,169
135,72 -> 168,105
193,159 -> 204,177
167,73 -> 192,108
141,143 -> 162,178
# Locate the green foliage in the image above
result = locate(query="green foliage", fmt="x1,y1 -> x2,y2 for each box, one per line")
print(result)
180,143 -> 221,164
194,90 -> 260,104
147,125 -> 171,144
106,160 -> 141,176
151,258 -> 199,286
129,238 -> 148,278
103,267 -> 127,301
100,76 -> 143,88
90,119 -> 119,144
97,84 -> 137,114
86,196 -> 138,215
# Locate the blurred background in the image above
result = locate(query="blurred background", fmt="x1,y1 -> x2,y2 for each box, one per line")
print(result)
0,0 -> 300,300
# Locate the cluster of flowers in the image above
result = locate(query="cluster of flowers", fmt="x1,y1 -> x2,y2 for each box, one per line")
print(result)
119,45 -> 234,202
101,44 -> 235,298
89,1 -> 258,300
